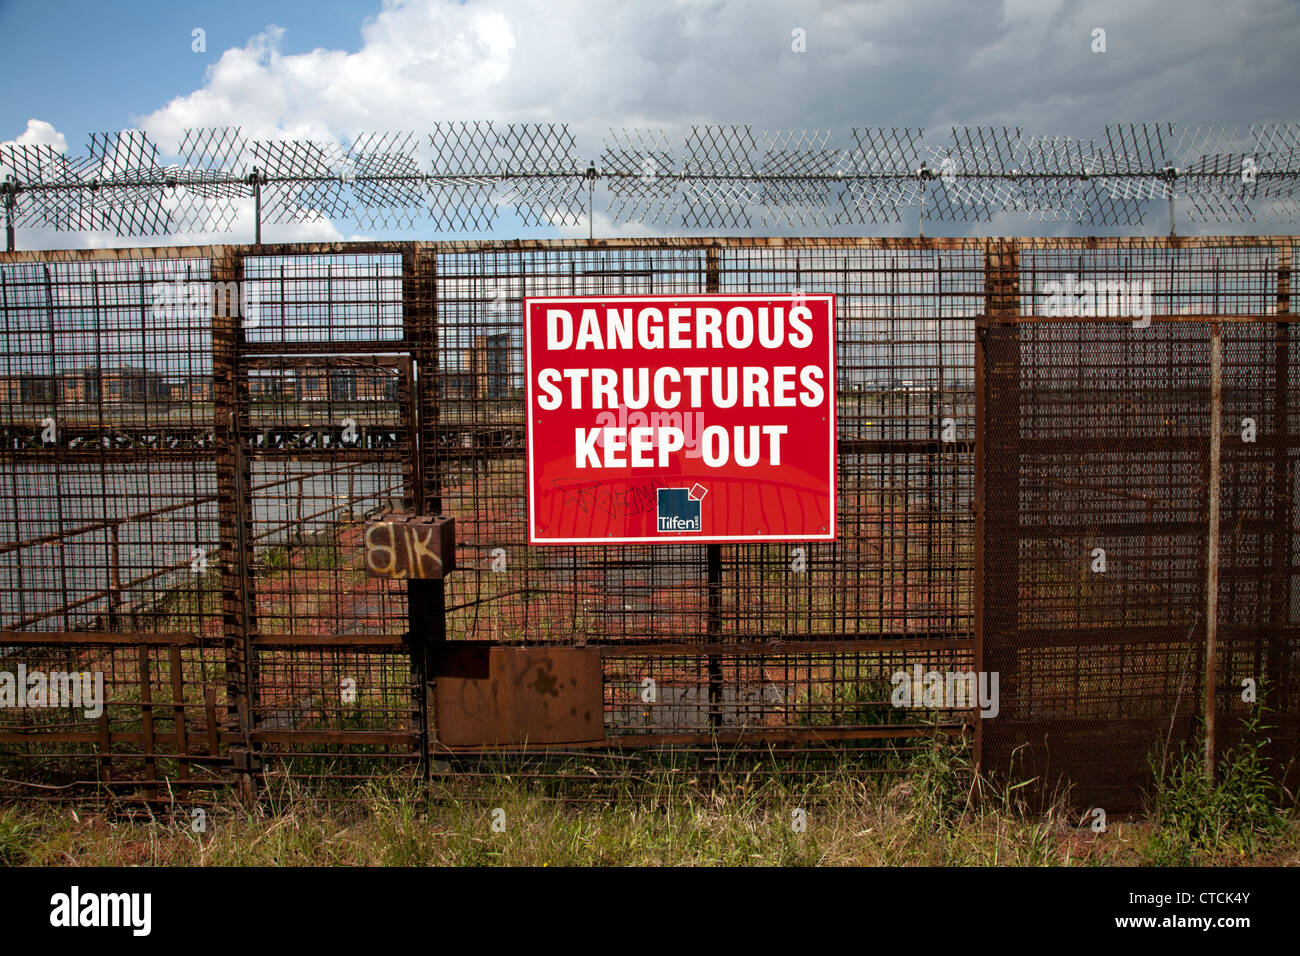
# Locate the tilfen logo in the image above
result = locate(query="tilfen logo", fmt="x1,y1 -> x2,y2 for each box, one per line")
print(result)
657,485 -> 707,533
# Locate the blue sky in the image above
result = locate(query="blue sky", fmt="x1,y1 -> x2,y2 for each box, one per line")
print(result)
0,1 -> 379,145
1,0 -> 1298,245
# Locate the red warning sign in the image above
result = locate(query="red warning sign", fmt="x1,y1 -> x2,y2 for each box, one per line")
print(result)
525,293 -> 836,544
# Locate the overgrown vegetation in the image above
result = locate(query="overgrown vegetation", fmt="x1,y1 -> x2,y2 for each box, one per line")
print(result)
2,736 -> 1294,866
1143,702 -> 1294,865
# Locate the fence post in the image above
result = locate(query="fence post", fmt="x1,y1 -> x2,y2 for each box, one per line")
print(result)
403,243 -> 442,778
251,169 -> 263,245
1269,246 -> 1293,716
1268,243 -> 1289,697
1205,321 -> 1223,781
1163,164 -> 1178,237
2,178 -> 15,252
705,245 -> 723,730
109,524 -> 123,631
975,238 -> 1021,781
213,246 -> 259,803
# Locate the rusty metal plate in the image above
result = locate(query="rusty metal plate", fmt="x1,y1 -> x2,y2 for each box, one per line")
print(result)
364,514 -> 455,579
435,646 -> 604,747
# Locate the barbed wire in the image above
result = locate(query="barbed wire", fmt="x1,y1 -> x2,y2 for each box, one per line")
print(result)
2,122 -> 1298,246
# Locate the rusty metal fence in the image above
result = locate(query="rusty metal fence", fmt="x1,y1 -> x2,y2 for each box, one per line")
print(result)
0,237 -> 1294,810
979,238 -> 1299,810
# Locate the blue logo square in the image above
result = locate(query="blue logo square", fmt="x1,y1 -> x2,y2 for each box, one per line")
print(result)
657,488 -> 701,533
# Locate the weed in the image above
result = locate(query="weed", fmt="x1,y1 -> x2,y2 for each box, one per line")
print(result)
1,737 -> 1295,866
0,804 -> 40,865
1144,701 -> 1293,864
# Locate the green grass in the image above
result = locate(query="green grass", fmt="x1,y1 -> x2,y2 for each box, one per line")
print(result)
3,738 -> 1295,866
1142,701 -> 1294,865
0,805 -> 44,866
794,672 -> 931,728
259,547 -> 290,572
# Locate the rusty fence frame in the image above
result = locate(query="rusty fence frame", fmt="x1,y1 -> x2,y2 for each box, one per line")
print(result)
976,237 -> 1298,811
0,235 -> 1294,809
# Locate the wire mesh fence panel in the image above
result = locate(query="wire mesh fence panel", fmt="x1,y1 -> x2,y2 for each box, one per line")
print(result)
0,238 -> 1293,805
236,252 -> 421,776
1215,300 -> 1299,797
979,241 -> 1298,812
436,245 -> 709,646
5,123 -> 1300,241
716,245 -> 979,644
432,241 -> 981,746
0,256 -> 228,794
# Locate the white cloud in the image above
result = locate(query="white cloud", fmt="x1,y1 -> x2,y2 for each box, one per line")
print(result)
6,0 -> 1300,246
5,118 -> 68,152
140,3 -> 517,147
129,0 -> 1300,157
